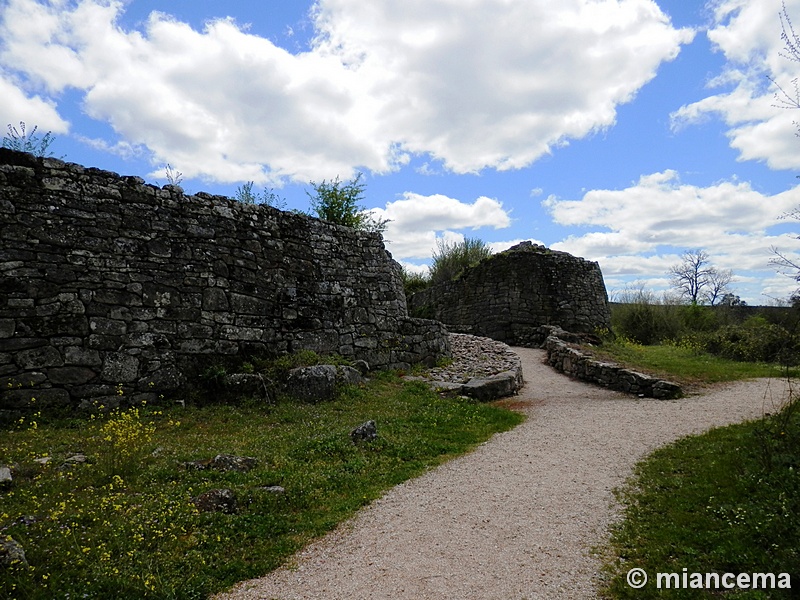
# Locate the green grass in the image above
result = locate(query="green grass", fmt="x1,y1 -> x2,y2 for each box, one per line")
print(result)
590,339 -> 799,386
0,374 -> 523,599
601,398 -> 800,598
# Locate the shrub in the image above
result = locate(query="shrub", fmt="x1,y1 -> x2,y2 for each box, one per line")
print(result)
307,173 -> 388,233
429,237 -> 492,285
400,267 -> 431,296
610,286 -> 682,345
234,181 -> 287,209
702,317 -> 800,364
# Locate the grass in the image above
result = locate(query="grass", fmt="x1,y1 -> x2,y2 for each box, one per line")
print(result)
595,336 -> 800,598
601,395 -> 800,598
0,373 -> 523,599
588,338 -> 799,387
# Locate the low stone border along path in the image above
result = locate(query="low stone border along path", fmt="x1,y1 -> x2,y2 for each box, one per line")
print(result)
216,346 -> 791,600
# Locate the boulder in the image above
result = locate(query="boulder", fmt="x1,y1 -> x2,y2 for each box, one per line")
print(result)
0,537 -> 27,568
350,420 -> 377,444
192,488 -> 237,513
286,365 -> 363,402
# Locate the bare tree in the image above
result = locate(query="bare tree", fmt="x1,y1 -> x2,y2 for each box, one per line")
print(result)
770,4 -> 800,290
668,249 -> 733,305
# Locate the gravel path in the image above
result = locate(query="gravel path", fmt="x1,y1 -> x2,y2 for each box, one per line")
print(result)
216,347 -> 791,600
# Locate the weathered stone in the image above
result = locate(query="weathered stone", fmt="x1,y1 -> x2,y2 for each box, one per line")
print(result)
409,241 -> 610,346
100,353 -> 139,383
350,420 -> 377,443
545,335 -> 683,399
15,346 -> 64,369
193,488 -> 237,513
0,149 -> 450,410
0,537 -> 27,568
285,365 -> 363,402
224,373 -> 273,402
653,380 -> 683,400
0,466 -> 11,486
46,366 -> 97,385
210,454 -> 258,473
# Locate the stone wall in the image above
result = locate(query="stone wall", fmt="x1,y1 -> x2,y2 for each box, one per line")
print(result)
0,149 -> 448,413
544,335 -> 682,399
408,241 -> 611,347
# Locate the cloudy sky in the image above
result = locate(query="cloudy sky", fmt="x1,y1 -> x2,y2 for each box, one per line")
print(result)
2,0 -> 800,304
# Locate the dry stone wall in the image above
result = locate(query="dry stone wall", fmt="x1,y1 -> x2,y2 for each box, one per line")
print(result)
0,149 -> 448,414
408,241 -> 611,347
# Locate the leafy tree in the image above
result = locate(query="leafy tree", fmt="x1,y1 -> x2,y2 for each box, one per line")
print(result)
668,249 -> 733,305
306,172 -> 388,233
2,121 -> 57,157
429,237 -> 492,285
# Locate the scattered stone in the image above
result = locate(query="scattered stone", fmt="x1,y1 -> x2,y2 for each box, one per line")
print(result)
181,454 -> 258,473
352,360 -> 370,375
260,485 -> 286,495
0,466 -> 12,486
406,334 -> 524,402
59,453 -> 87,470
0,537 -> 27,568
193,488 -> 238,513
653,380 -> 683,400
33,456 -> 51,466
209,454 -> 258,473
350,420 -> 377,444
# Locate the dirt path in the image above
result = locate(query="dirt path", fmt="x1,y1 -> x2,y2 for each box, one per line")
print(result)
216,348 -> 790,600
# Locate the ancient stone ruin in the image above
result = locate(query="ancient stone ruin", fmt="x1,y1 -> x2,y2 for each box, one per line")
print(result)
0,149 -> 448,416
408,241 -> 611,346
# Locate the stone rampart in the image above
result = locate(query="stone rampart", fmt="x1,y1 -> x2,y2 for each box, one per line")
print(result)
0,149 -> 448,413
544,335 -> 682,399
408,241 -> 611,347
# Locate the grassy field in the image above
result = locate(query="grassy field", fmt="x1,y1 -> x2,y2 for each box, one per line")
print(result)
589,338 -> 799,387
596,339 -> 800,598
0,373 -> 523,599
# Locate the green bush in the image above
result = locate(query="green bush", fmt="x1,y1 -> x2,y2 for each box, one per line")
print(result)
306,173 -> 388,233
429,237 -> 492,285
400,267 -> 430,297
702,317 -> 799,364
610,288 -> 682,345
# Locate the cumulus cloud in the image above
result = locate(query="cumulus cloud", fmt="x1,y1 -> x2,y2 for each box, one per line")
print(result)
670,0 -> 800,169
371,192 -> 511,260
0,0 -> 692,182
0,70 -> 68,134
544,170 -> 800,298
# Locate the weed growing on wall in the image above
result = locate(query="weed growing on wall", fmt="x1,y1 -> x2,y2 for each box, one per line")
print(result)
2,122 -> 57,158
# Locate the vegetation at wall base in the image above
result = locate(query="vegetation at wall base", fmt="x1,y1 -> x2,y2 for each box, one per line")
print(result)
0,373 -> 522,599
601,392 -> 800,599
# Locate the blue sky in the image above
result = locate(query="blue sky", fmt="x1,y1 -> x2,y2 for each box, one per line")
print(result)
3,0 -> 800,304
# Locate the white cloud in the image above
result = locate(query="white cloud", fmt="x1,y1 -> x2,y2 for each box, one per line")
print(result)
0,70 -> 69,134
545,170 -> 800,302
0,0 -> 692,182
670,0 -> 800,170
371,192 -> 512,260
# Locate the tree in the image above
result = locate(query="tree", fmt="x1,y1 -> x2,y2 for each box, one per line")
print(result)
306,172 -> 388,234
668,249 -> 733,305
770,3 -> 800,291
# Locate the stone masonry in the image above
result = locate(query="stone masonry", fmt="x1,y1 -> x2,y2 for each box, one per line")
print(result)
0,149 -> 449,414
408,241 -> 611,347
